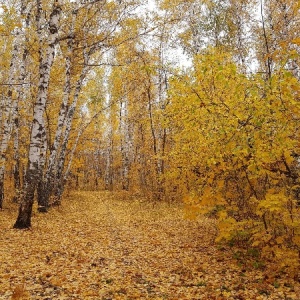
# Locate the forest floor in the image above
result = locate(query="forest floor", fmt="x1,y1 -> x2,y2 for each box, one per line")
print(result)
0,191 -> 299,300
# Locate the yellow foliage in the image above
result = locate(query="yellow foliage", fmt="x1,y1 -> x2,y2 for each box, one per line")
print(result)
166,46 -> 300,276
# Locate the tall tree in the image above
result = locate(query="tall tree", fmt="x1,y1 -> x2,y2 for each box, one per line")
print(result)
14,0 -> 62,228
0,1 -> 31,208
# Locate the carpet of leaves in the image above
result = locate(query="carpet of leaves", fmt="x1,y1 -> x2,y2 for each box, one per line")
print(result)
0,191 -> 299,300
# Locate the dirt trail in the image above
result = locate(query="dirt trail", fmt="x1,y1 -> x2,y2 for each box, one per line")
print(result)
0,191 -> 299,299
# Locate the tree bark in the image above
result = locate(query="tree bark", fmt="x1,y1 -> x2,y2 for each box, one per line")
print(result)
13,4 -> 31,202
14,169 -> 37,228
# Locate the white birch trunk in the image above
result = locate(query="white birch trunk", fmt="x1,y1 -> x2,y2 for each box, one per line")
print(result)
53,65 -> 89,199
120,97 -> 133,190
64,125 -> 85,183
13,2 -> 32,201
54,122 -> 86,202
0,28 -> 21,208
105,96 -> 114,191
38,11 -> 77,207
105,131 -> 114,191
14,0 -> 62,228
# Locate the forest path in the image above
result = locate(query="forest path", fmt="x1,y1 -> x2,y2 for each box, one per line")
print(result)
0,191 -> 299,300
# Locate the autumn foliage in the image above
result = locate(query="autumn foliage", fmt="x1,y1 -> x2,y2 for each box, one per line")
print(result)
0,0 -> 300,294
166,48 -> 300,277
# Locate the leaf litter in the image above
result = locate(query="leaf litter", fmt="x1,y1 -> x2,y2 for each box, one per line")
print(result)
0,191 -> 299,299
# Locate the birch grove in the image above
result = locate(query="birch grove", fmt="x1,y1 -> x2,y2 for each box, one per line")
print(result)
0,0 -> 298,252
0,0 -> 143,227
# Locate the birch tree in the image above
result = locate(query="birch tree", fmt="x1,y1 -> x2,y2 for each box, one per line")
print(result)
0,45 -> 16,208
14,0 -> 62,228
0,1 -> 31,208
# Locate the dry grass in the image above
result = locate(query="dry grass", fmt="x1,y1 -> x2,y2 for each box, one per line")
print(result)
0,191 -> 299,299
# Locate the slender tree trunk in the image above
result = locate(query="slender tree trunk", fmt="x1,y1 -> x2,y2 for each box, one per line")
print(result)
12,98 -> 21,203
105,120 -> 114,191
63,125 -> 84,181
54,122 -> 85,202
0,105 -> 12,208
36,125 -> 48,212
13,13 -> 30,202
51,66 -> 88,200
155,63 -> 168,200
0,28 -> 21,209
120,98 -> 132,191
38,10 -> 77,208
137,124 -> 147,190
260,0 -> 272,80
